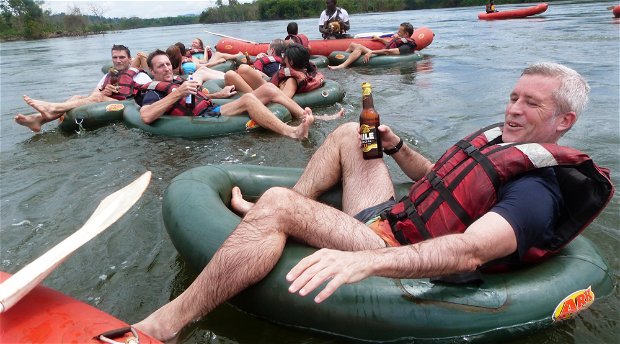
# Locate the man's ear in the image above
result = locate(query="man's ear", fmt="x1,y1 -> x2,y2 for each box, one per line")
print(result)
557,111 -> 577,132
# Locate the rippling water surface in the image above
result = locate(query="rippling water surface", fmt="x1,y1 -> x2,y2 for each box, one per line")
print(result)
1,1 -> 618,343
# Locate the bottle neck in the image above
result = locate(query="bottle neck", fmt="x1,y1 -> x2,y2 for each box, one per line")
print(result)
362,93 -> 374,109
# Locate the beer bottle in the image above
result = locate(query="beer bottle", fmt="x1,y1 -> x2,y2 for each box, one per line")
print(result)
359,82 -> 382,159
108,67 -> 120,92
186,74 -> 195,109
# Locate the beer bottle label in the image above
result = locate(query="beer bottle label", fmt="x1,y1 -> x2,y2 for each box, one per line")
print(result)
362,87 -> 371,96
360,124 -> 379,153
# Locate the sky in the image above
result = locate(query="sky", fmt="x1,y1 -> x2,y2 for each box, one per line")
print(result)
41,0 -> 252,19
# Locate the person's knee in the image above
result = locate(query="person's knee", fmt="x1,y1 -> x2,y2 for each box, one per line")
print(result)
239,92 -> 260,106
237,64 -> 253,75
224,70 -> 237,84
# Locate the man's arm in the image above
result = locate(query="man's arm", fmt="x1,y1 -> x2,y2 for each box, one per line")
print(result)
378,125 -> 433,181
287,212 -> 517,303
140,81 -> 195,124
204,85 -> 237,99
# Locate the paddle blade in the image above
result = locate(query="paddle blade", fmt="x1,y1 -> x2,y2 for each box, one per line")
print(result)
0,171 -> 152,313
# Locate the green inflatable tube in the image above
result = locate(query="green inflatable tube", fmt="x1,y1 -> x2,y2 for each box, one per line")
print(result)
163,164 -> 614,343
122,102 -> 291,138
202,79 -> 345,108
58,100 -> 135,133
328,51 -> 423,67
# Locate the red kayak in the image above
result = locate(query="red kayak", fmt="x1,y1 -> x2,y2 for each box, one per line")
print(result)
215,27 -> 434,57
478,3 -> 548,20
0,271 -> 161,343
613,5 -> 620,18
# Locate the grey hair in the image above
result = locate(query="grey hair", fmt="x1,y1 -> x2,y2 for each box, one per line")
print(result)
521,62 -> 590,119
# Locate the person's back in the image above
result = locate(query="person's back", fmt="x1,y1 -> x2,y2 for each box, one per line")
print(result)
285,22 -> 310,49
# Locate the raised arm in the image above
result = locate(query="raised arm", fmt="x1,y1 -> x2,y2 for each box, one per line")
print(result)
140,81 -> 195,124
378,124 -> 433,181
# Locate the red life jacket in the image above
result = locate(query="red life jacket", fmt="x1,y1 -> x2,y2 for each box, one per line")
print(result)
386,36 -> 417,51
102,67 -> 143,100
284,34 -> 310,49
253,55 -> 283,72
139,76 -> 213,116
385,123 -> 614,263
270,63 -> 325,93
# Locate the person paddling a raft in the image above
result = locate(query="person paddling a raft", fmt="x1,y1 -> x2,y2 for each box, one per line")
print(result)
15,45 -> 151,132
328,22 -> 417,70
133,62 -> 613,341
138,50 -> 342,140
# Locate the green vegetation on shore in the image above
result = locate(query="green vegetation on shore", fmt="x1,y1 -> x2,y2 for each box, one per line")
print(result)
1,0 -> 558,41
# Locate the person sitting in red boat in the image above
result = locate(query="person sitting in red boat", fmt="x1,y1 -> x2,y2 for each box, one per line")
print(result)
328,22 -> 417,70
319,0 -> 351,39
285,22 -> 309,49
486,0 -> 499,13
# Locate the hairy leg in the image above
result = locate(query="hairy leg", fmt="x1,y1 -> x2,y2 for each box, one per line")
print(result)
17,93 -> 101,131
294,122 -> 394,215
224,69 -> 254,94
220,93 -> 314,139
134,187 -> 385,342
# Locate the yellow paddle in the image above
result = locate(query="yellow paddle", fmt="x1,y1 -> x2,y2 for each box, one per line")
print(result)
0,171 -> 151,313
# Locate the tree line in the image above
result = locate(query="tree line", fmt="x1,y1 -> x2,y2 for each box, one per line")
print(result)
2,0 -> 558,41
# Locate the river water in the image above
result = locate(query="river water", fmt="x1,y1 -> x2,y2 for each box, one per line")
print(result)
1,1 -> 618,343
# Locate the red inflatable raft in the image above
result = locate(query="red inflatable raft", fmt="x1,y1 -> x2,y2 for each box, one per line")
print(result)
0,271 -> 161,343
478,3 -> 548,20
215,27 -> 435,57
613,5 -> 620,18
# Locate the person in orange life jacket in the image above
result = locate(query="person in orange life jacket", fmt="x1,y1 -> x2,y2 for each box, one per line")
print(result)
328,22 -> 417,70
319,0 -> 351,39
15,44 -> 152,132
140,50 -> 319,139
133,62 -> 613,342
486,0 -> 499,13
223,39 -> 286,93
285,22 -> 309,49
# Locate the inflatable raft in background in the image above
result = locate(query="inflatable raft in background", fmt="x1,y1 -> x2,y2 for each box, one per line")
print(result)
122,102 -> 291,138
478,3 -> 548,20
162,164 -> 614,343
329,51 -> 423,67
328,27 -> 433,67
215,27 -> 434,57
612,5 -> 620,18
202,79 -> 345,109
0,271 -> 161,343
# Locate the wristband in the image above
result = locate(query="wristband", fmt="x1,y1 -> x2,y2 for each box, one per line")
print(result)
384,138 -> 403,155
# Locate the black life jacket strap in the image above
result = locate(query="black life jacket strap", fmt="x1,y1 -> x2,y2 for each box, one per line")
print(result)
454,139 -> 501,191
426,171 -> 473,226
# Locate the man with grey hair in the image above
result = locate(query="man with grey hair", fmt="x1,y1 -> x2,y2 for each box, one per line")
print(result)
134,62 -> 613,341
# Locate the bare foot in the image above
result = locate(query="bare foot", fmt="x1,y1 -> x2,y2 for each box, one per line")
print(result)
14,113 -> 44,132
327,65 -> 343,70
292,112 -> 315,140
230,186 -> 255,216
315,107 -> 345,121
133,315 -> 180,343
23,96 -> 61,122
